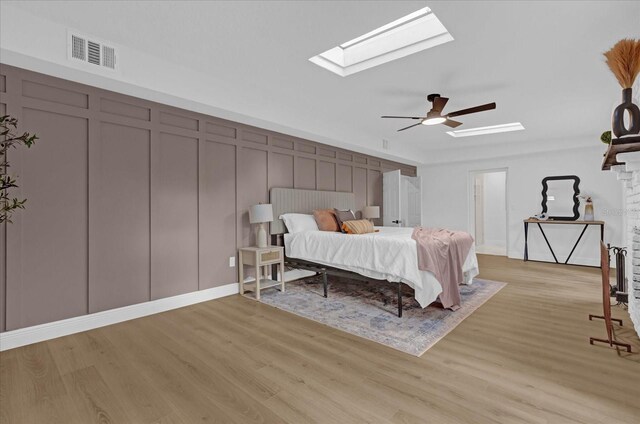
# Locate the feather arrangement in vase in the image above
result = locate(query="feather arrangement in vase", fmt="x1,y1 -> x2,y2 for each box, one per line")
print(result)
604,39 -> 640,138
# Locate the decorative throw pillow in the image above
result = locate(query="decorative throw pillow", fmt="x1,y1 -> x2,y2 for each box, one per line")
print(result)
342,219 -> 375,235
279,213 -> 319,233
334,209 -> 356,232
313,209 -> 340,232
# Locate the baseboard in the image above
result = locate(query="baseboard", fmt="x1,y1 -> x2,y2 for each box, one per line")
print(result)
483,240 -> 506,248
508,251 -> 599,267
0,282 -> 239,351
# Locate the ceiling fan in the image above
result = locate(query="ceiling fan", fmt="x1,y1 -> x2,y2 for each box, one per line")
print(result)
381,94 -> 496,132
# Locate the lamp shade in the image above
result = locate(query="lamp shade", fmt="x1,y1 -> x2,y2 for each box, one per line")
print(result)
249,203 -> 273,224
362,206 -> 380,219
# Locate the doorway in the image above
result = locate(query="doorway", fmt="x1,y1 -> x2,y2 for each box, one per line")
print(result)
470,169 -> 507,256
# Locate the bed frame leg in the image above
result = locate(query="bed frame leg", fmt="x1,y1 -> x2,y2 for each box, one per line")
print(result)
322,269 -> 328,298
398,283 -> 402,318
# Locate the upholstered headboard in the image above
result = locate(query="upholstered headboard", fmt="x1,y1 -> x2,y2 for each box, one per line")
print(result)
270,188 -> 355,235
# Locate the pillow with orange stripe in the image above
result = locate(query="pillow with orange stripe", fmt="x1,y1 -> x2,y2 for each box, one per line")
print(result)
341,219 -> 375,234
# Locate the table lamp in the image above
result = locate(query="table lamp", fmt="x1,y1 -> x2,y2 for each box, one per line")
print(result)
362,206 -> 380,223
249,203 -> 273,248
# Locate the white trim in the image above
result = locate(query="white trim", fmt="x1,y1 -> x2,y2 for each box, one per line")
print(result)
0,282 -> 238,351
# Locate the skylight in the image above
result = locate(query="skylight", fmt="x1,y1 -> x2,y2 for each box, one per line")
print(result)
309,7 -> 453,77
446,123 -> 525,138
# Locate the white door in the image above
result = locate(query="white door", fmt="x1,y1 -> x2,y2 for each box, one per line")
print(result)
383,170 -> 402,226
474,174 -> 485,245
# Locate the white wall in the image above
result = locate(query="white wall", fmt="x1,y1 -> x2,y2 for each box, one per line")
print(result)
482,172 -> 507,248
418,145 -> 623,266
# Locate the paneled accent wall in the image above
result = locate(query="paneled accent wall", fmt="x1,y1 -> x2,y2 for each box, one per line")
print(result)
0,64 -> 416,332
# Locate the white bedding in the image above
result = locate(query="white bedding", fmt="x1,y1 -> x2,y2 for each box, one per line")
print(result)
284,226 -> 479,308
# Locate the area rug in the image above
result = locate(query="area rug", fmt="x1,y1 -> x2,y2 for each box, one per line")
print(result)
259,276 -> 506,356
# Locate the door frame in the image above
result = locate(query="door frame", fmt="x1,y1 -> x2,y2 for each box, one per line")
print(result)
383,169 -> 402,227
401,175 -> 422,227
468,167 -> 509,255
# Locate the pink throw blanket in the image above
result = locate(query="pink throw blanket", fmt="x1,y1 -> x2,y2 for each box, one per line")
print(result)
411,227 -> 474,311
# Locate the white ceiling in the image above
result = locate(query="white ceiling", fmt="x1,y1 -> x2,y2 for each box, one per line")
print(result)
4,1 -> 640,164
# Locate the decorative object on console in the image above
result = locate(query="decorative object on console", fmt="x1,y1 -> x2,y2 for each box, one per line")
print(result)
604,39 -> 640,138
541,175 -> 581,221
600,131 -> 612,144
362,206 -> 380,223
580,195 -> 594,221
529,212 -> 549,221
249,203 -> 273,248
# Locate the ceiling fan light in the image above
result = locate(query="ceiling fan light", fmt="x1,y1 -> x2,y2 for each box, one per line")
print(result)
422,117 -> 446,126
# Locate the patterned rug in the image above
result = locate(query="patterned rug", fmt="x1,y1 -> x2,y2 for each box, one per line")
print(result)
259,275 -> 506,356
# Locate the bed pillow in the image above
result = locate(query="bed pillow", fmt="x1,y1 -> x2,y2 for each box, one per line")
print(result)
334,208 -> 356,232
342,219 -> 375,235
313,209 -> 340,232
279,213 -> 319,233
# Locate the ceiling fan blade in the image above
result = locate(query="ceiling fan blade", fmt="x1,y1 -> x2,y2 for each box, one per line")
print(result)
447,102 -> 496,118
397,122 -> 424,132
442,119 -> 463,128
432,97 -> 449,112
381,115 -> 424,119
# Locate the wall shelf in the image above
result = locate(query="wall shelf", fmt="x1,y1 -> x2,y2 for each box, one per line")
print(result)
602,136 -> 640,170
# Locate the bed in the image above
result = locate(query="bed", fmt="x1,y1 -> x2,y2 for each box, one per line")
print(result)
269,187 -> 479,316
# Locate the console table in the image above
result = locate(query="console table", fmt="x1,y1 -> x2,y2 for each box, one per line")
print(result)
523,219 -> 605,267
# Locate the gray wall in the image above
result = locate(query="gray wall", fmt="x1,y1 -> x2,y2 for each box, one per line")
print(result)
0,64 -> 416,332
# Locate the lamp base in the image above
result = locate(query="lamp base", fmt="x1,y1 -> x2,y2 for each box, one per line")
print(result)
256,223 -> 268,248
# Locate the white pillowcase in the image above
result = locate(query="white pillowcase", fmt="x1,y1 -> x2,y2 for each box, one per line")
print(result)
280,213 -> 319,233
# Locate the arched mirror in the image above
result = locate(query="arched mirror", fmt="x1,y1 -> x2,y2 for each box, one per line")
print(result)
541,175 -> 580,221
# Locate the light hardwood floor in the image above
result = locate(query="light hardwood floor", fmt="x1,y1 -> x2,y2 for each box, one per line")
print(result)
1,255 -> 639,424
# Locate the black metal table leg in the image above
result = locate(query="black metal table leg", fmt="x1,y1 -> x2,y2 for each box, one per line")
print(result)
397,283 -> 402,318
564,224 -> 589,264
271,234 -> 280,280
537,223 -> 559,263
524,222 -> 529,261
322,269 -> 328,298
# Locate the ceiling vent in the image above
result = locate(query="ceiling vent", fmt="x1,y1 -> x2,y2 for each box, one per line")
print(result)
67,31 -> 117,71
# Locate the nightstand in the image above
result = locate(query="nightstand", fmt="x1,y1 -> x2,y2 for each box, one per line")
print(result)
238,245 -> 285,300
